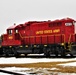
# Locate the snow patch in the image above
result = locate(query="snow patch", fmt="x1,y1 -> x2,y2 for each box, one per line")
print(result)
0,67 -> 76,75
58,62 -> 76,66
0,57 -> 76,64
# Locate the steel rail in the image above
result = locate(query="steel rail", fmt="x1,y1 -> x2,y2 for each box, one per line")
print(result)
0,69 -> 25,75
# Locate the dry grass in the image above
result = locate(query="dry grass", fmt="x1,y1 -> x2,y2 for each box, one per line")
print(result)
0,60 -> 76,73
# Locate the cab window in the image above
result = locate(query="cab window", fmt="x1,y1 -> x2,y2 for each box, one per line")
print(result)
8,30 -> 12,35
15,29 -> 18,33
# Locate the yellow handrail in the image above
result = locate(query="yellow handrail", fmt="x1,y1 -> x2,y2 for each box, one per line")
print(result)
68,34 -> 71,44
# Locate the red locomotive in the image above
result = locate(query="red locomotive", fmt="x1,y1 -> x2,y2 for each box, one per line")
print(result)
0,18 -> 76,57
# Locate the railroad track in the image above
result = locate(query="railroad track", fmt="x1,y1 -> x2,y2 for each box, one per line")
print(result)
0,69 -> 37,75
18,55 -> 76,58
0,54 -> 76,58
0,69 -> 25,75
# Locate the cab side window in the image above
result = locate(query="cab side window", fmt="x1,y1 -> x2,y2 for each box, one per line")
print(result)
15,29 -> 18,33
8,30 -> 12,35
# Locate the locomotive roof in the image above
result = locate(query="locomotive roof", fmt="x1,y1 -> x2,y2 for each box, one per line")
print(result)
7,24 -> 24,30
7,18 -> 75,30
7,25 -> 17,30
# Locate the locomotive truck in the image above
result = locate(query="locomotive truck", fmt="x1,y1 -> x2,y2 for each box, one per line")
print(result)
0,18 -> 76,57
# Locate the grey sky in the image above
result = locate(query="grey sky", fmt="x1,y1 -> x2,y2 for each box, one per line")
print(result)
0,0 -> 76,34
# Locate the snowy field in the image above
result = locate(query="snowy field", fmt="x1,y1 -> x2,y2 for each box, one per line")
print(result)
59,62 -> 76,66
0,57 -> 76,75
0,67 -> 76,75
0,57 -> 76,64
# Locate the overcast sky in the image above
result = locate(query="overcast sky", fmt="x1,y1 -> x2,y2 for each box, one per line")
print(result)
0,0 -> 76,34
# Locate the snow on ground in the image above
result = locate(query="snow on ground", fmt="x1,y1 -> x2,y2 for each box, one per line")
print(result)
0,67 -> 76,75
0,73 -> 10,75
0,67 -> 31,75
0,67 -> 30,71
59,62 -> 76,66
0,58 -> 76,75
0,57 -> 76,64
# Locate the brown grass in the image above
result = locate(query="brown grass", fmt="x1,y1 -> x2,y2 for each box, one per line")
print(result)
0,60 -> 76,73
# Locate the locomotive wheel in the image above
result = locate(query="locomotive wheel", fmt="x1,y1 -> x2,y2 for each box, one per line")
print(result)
3,49 -> 9,57
11,48 -> 20,57
55,47 -> 59,57
33,48 -> 40,54
44,52 -> 50,57
4,53 -> 9,57
14,51 -> 20,58
0,48 -> 4,55
43,48 -> 50,57
24,54 -> 27,57
69,53 -> 73,57
60,47 -> 66,57
13,52 -> 17,57
55,51 -> 58,57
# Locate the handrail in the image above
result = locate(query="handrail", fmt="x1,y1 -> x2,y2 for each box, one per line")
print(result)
68,34 -> 72,44
19,32 -> 26,38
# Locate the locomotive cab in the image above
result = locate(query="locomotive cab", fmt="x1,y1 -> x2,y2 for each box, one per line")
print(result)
7,28 -> 19,40
2,24 -> 21,46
